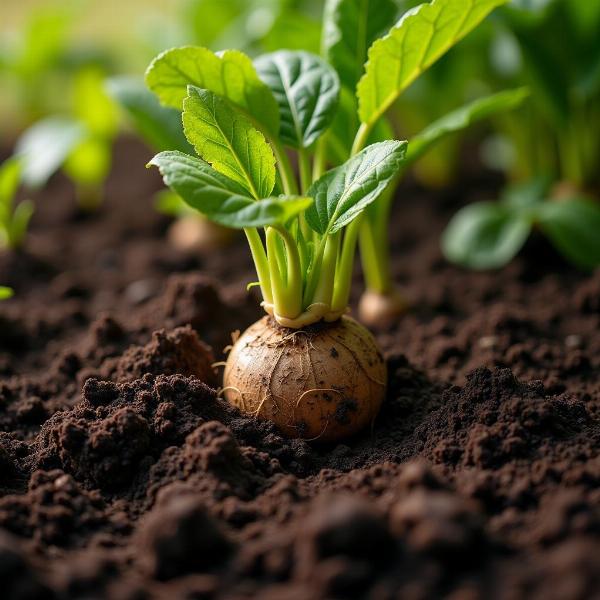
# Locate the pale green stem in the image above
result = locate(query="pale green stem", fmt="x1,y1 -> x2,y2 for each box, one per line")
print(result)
331,217 -> 362,313
271,138 -> 298,195
266,226 -> 302,318
298,147 -> 312,194
312,231 -> 340,306
312,137 -> 327,181
245,228 -> 272,304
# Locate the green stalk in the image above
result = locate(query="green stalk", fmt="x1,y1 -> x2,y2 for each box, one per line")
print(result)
358,184 -> 395,294
312,137 -> 327,181
331,217 -> 361,313
312,232 -> 340,306
298,148 -> 312,194
271,138 -> 298,195
245,228 -> 272,304
266,226 -> 302,318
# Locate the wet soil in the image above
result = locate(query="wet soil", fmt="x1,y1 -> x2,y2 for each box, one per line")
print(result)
0,137 -> 598,599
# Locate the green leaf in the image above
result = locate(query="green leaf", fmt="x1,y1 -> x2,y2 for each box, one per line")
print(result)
407,87 -> 530,165
0,158 -> 21,218
149,151 -> 311,228
182,87 -> 276,199
306,140 -> 407,235
536,199 -> 600,269
254,50 -> 340,149
323,0 -> 398,91
16,117 -> 85,188
72,67 -> 118,139
145,46 -> 279,136
107,76 -> 193,154
358,0 -> 508,125
442,201 -> 531,269
0,287 -> 13,301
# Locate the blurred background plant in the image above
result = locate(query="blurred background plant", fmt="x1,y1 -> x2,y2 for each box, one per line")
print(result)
1,0 -> 598,268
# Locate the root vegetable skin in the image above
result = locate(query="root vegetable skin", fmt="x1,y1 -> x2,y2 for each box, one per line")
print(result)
358,289 -> 408,328
223,316 -> 386,442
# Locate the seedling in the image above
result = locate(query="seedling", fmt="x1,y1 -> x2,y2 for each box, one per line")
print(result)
0,158 -> 33,250
146,44 -> 408,440
443,177 -> 600,270
145,0 -> 518,440
15,66 -> 118,211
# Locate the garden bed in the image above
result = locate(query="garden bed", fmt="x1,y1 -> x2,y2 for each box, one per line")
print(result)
0,137 -> 598,599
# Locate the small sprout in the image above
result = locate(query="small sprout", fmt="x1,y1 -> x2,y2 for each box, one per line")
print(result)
0,158 -> 34,250
0,287 -> 14,300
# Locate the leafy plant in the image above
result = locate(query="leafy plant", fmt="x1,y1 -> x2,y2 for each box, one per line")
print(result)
443,178 -> 600,270
491,0 -> 600,188
146,44 -> 408,440
0,157 -> 33,250
15,66 -> 119,210
319,0 -> 526,323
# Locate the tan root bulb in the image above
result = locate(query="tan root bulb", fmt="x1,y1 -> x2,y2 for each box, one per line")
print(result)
358,288 -> 409,328
223,315 -> 386,442
168,215 -> 234,254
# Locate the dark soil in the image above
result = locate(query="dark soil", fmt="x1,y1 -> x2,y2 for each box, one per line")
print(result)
0,137 -> 598,600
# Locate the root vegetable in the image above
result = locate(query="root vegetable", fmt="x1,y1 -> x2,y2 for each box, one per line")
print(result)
223,315 -> 386,442
358,288 -> 408,328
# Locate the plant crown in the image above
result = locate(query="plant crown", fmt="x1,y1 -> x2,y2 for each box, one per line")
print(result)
147,0 -> 519,325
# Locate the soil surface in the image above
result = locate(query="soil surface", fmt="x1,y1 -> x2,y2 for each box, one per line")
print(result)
0,137 -> 598,600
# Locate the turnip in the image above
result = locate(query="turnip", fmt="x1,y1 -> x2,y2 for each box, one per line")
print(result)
146,45 -> 410,440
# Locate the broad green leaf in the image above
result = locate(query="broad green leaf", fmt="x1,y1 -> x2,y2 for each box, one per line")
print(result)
306,140 -> 407,235
323,0 -> 398,91
254,50 -> 340,149
407,88 -> 530,165
358,0 -> 507,125
0,287 -> 13,300
145,46 -> 279,136
442,201 -> 531,269
72,67 -> 118,139
536,199 -> 600,269
149,151 -> 311,228
182,87 -> 276,199
107,76 -> 193,153
16,117 -> 85,188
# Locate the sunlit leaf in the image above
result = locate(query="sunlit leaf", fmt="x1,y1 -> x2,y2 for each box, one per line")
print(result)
358,0 -> 507,125
149,151 -> 311,227
306,140 -> 407,234
146,46 -> 279,136
254,50 -> 340,149
182,86 -> 276,199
